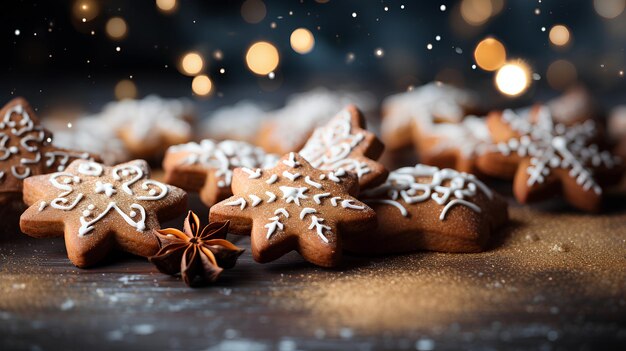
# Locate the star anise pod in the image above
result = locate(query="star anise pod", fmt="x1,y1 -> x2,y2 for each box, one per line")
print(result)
149,211 -> 244,287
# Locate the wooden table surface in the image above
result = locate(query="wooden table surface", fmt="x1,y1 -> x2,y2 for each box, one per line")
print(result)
1,190 -> 625,351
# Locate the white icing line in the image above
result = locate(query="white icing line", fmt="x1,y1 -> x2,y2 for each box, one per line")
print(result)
265,191 -> 277,203
249,194 -> 262,207
279,186 -> 308,206
365,199 -> 408,217
299,207 -> 317,220
439,199 -> 481,220
224,197 -> 246,210
341,199 -> 365,210
242,167 -> 262,179
308,215 -> 330,243
79,202 -> 146,236
274,208 -> 289,218
330,196 -> 341,206
282,152 -> 300,168
136,180 -> 169,201
266,174 -> 278,184
313,192 -> 330,204
304,176 -> 322,189
282,171 -> 301,181
38,201 -> 47,212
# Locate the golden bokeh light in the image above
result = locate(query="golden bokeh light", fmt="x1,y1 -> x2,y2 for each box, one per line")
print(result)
73,0 -> 100,22
460,0 -> 493,26
495,61 -> 532,97
490,0 -> 505,15
549,25 -> 571,46
180,52 -> 204,76
192,75 -> 213,96
593,0 -> 625,19
114,79 -> 137,100
474,37 -> 506,71
547,60 -> 578,90
241,0 -> 267,24
105,17 -> 128,40
290,28 -> 315,54
156,0 -> 178,13
246,41 -> 280,75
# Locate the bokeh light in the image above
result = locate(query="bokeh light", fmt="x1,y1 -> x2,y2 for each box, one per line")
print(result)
73,0 -> 99,22
180,52 -> 204,76
105,17 -> 128,40
495,60 -> 531,96
593,0 -> 625,19
114,79 -> 137,100
156,0 -> 178,13
549,25 -> 571,46
547,59 -> 578,90
460,0 -> 493,26
474,37 -> 506,71
192,75 -> 213,96
290,28 -> 315,54
241,0 -> 267,24
246,41 -> 280,75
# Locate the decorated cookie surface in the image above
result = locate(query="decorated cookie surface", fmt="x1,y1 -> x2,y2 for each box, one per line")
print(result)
477,106 -> 623,212
20,159 -> 187,268
299,105 -> 387,190
209,152 -> 376,267
163,139 -> 279,207
345,164 -> 508,254
0,98 -> 96,204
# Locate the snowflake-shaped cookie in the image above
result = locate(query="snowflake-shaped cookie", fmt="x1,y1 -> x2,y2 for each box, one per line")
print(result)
163,139 -> 279,207
346,164 -> 508,254
477,106 -> 623,212
299,105 -> 388,190
0,98 -> 95,204
209,152 -> 376,267
20,159 -> 187,268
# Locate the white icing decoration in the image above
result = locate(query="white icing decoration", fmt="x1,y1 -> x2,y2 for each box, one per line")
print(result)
265,191 -> 277,203
299,207 -> 317,220
341,199 -> 365,210
488,107 -> 620,195
242,167 -> 262,179
274,208 -> 290,218
224,197 -> 246,210
95,181 -> 116,197
282,170 -> 301,181
43,160 -> 172,237
308,215 -> 330,243
330,196 -> 341,206
299,108 -> 374,181
249,194 -> 262,207
361,164 -> 492,220
313,192 -> 331,204
266,174 -> 278,184
38,201 -> 47,212
279,186 -> 308,206
282,152 -> 300,168
167,139 -> 278,188
304,176 -> 322,189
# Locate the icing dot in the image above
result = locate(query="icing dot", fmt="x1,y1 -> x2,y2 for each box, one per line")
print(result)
57,166 -> 64,171
82,210 -> 91,217
319,174 -> 326,180
122,170 -> 130,176
88,204 -> 95,210
74,177 -> 80,183
129,211 -> 136,218
148,189 -> 157,196
9,146 -> 18,154
63,178 -> 72,184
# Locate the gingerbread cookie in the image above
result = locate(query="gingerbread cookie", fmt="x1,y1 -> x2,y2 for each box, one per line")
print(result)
20,159 -> 187,268
0,98 -> 96,205
547,85 -> 596,125
257,88 -> 374,154
299,105 -> 387,190
345,164 -> 508,254
209,152 -> 376,267
202,101 -> 268,143
608,106 -> 626,161
163,139 -> 279,207
381,82 -> 480,152
476,106 -> 623,212
98,95 -> 195,159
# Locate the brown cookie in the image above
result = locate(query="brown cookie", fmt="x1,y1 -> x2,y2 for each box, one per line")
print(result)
476,106 -> 623,212
609,106 -> 626,161
0,97 -> 97,205
163,139 -> 279,207
20,159 -> 188,268
381,82 -> 480,152
209,152 -> 376,267
299,105 -> 388,190
345,164 -> 508,254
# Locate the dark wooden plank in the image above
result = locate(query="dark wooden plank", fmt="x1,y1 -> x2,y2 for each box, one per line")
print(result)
1,193 -> 625,350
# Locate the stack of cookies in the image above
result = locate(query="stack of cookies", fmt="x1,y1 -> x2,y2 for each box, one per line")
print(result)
2,84 -> 623,275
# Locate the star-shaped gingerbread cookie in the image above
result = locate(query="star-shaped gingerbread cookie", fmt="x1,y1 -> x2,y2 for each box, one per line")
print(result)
0,97 -> 96,204
209,152 -> 376,267
476,106 -> 623,212
346,164 -> 508,254
20,159 -> 188,268
163,139 -> 279,207
299,105 -> 388,190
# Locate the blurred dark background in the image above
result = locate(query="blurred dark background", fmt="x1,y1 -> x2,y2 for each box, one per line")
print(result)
2,0 -> 626,112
